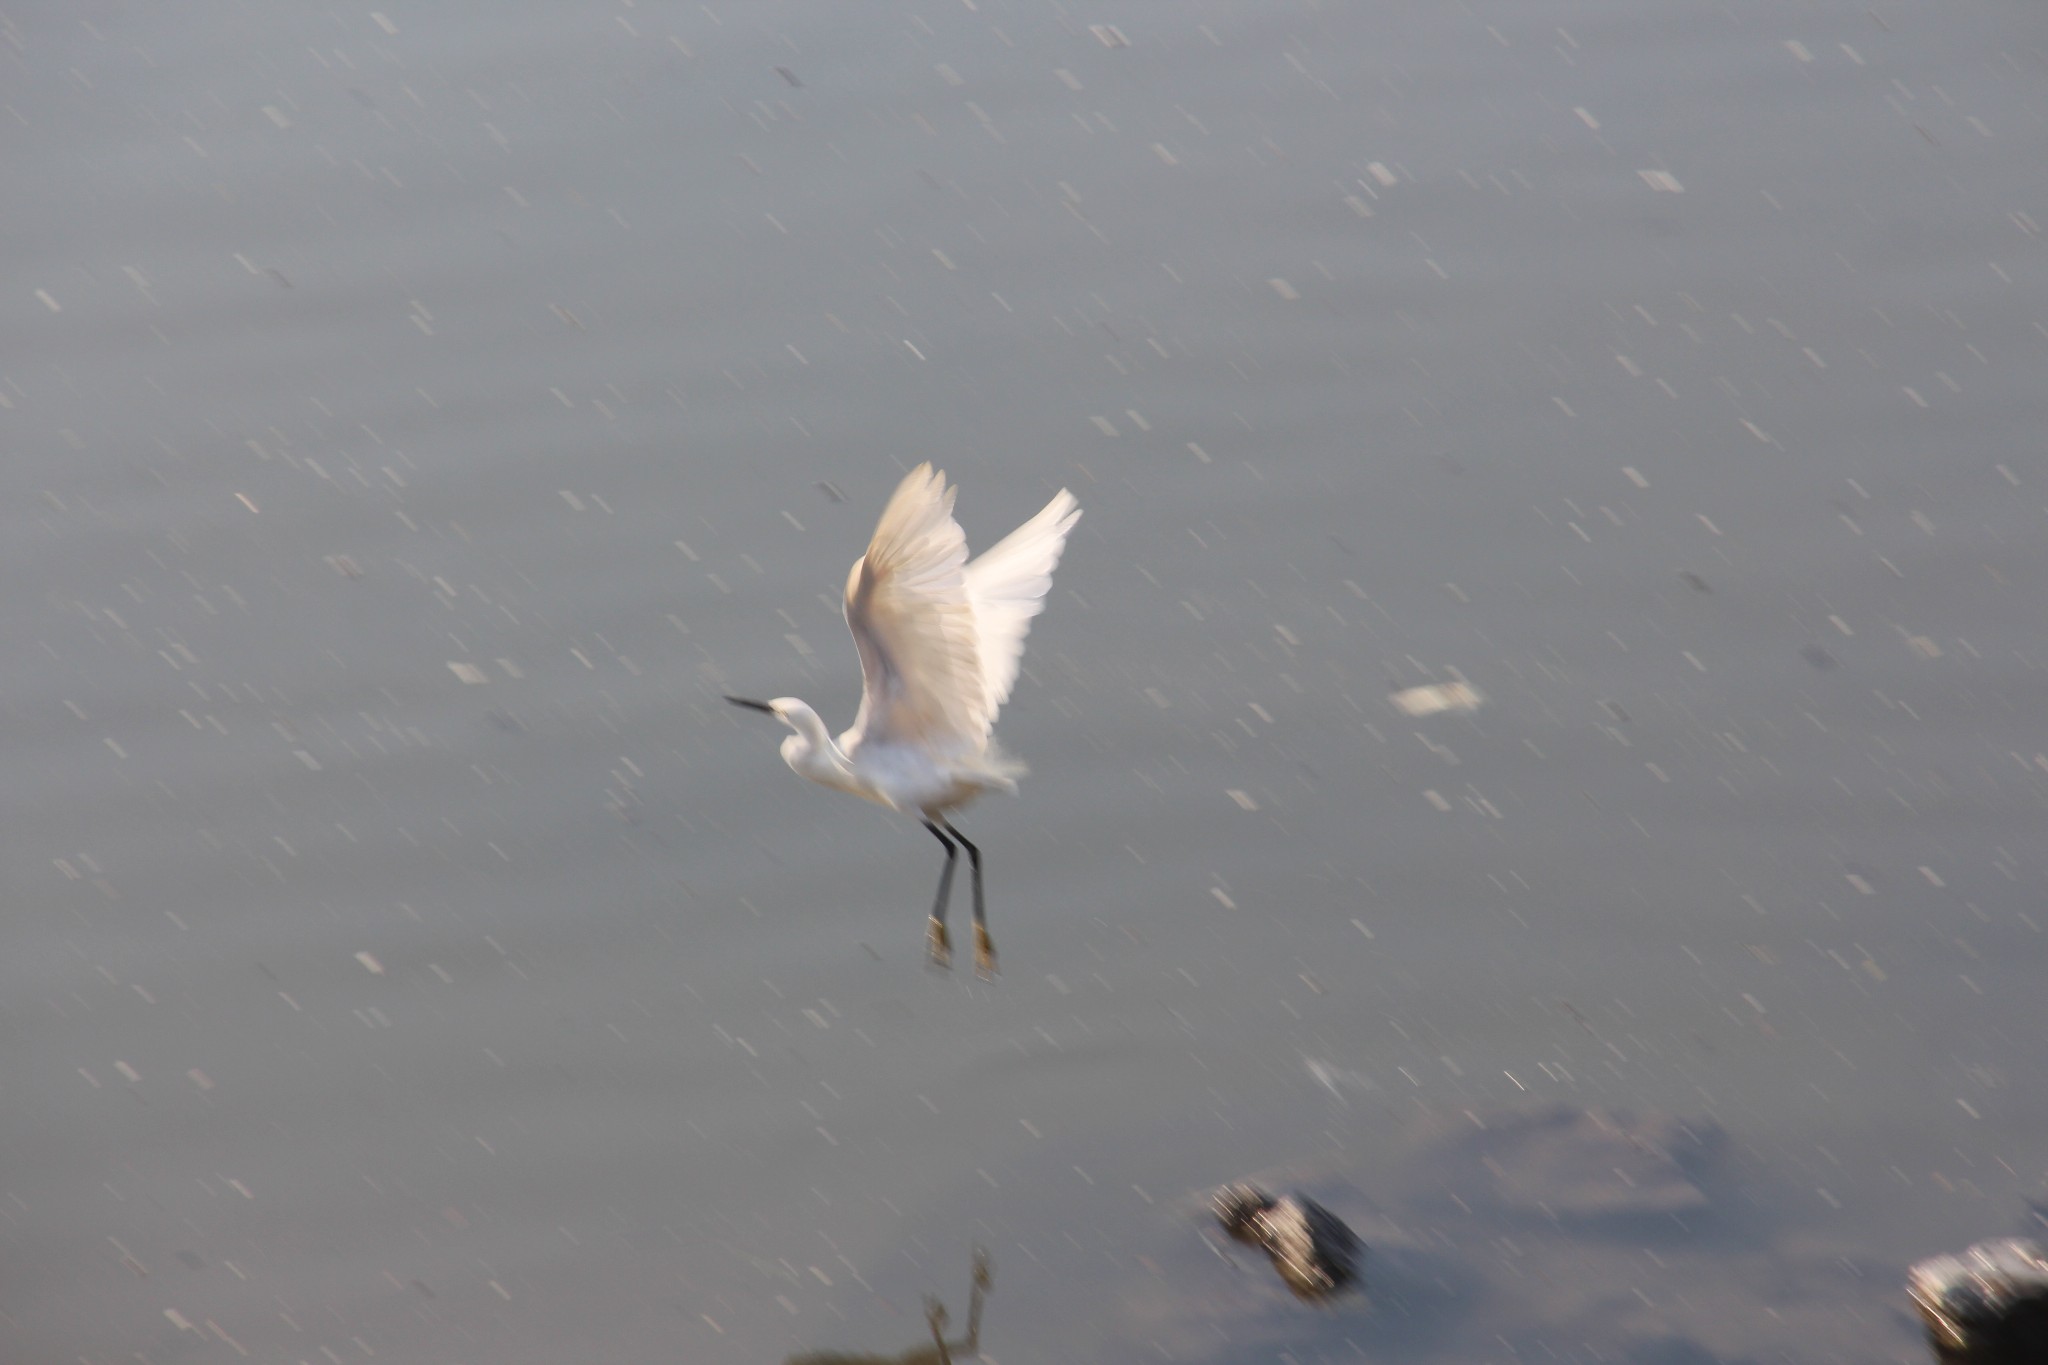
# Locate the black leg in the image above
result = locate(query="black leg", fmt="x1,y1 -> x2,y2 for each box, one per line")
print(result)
922,819 -> 957,968
943,819 -> 993,976
962,1246 -> 992,1351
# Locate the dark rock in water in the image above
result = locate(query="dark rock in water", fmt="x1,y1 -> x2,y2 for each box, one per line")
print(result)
1906,1238 -> 2048,1364
1099,1104 -> 1909,1362
1211,1183 -> 1363,1300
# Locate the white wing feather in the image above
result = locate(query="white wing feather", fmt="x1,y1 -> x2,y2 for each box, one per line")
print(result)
965,487 -> 1080,719
842,465 -> 984,751
841,465 -> 1079,756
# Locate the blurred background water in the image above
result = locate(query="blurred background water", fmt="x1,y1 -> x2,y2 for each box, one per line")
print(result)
4,2 -> 2046,1361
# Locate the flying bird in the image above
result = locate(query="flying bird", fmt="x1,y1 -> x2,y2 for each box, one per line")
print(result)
728,464 -> 1080,975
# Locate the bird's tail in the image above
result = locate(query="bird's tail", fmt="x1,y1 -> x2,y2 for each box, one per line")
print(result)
970,742 -> 1027,792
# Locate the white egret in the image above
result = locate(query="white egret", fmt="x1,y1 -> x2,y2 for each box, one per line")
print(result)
728,464 -> 1080,975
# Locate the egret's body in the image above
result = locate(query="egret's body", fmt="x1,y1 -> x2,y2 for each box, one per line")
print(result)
729,464 -> 1079,974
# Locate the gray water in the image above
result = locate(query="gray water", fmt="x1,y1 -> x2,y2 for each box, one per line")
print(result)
5,2 -> 2046,1361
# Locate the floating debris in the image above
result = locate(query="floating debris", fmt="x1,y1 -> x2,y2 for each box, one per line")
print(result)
1304,1057 -> 1378,1102
1212,1183 -> 1362,1300
1907,1238 -> 2048,1364
1390,680 -> 1484,717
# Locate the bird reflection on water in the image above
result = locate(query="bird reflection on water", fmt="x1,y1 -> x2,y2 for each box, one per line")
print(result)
783,1247 -> 992,1365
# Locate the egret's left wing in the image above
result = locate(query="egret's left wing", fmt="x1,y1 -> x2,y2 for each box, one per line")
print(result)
841,465 -> 988,751
965,486 -> 1079,722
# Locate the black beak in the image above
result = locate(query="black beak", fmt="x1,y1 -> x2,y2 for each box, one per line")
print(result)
725,695 -> 775,714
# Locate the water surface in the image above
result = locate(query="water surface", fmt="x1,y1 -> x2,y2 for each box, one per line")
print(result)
5,2 -> 2046,1360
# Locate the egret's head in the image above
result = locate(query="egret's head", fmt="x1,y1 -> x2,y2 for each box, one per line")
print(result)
726,695 -> 828,771
725,694 -> 796,724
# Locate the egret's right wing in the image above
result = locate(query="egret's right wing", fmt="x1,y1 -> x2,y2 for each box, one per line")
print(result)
842,464 -> 987,751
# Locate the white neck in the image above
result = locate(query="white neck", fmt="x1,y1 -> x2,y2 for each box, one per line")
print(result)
777,701 -> 852,785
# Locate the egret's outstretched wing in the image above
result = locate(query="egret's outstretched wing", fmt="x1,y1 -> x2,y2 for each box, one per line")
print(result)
965,487 -> 1079,720
842,465 -> 986,751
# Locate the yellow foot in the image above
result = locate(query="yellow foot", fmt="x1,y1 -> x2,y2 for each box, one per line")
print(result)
926,917 -> 952,969
973,924 -> 997,979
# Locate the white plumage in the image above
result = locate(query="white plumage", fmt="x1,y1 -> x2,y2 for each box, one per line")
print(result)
729,464 -> 1079,974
